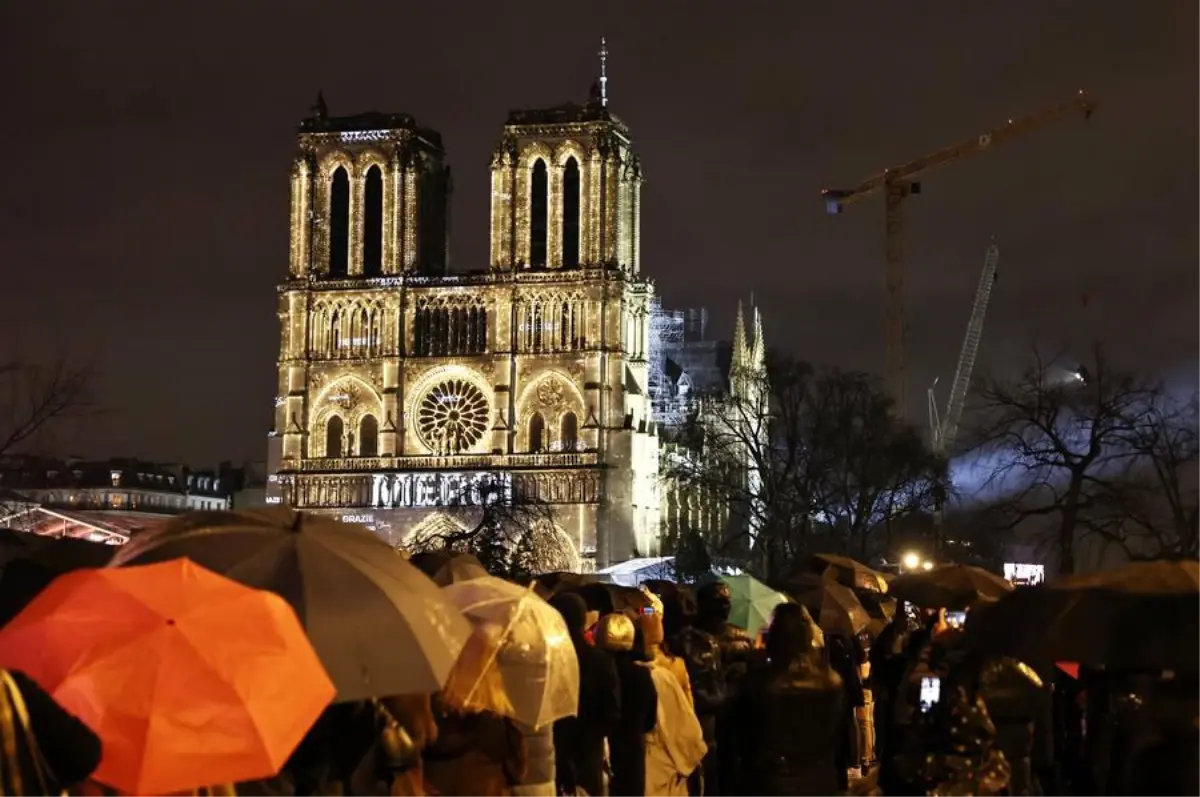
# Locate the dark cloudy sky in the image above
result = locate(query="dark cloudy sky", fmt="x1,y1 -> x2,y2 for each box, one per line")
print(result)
2,1 -> 1196,466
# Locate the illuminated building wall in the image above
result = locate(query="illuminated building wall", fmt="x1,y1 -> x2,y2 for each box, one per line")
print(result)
270,93 -> 660,569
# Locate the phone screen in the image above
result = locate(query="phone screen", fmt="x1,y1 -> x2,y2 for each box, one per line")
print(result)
919,676 -> 941,713
946,610 -> 967,628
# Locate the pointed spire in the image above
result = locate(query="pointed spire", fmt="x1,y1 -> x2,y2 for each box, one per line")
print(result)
731,300 -> 748,368
311,90 -> 328,121
599,37 -> 609,107
750,305 -> 766,368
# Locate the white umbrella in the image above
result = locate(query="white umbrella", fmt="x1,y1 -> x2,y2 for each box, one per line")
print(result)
441,576 -> 580,729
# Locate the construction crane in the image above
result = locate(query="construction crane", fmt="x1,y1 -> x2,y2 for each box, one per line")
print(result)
822,90 -> 1097,420
928,240 -> 1000,459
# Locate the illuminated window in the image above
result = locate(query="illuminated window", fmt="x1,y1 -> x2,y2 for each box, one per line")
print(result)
562,157 -> 580,267
326,416 -> 344,458
530,160 -> 548,267
362,166 -> 383,277
359,415 -> 379,457
529,412 -> 545,453
560,412 -> 578,451
110,470 -> 121,487
328,167 -> 350,277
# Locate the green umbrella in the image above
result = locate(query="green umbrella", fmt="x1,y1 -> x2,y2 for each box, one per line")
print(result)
719,574 -> 790,637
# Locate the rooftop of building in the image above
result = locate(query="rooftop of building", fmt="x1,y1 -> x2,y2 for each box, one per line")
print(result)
0,455 -> 230,497
297,95 -> 445,149
505,82 -> 629,133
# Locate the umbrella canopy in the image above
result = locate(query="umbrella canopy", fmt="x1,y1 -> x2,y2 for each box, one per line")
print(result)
410,550 -> 489,586
566,581 -> 652,615
786,573 -> 872,636
717,574 -> 791,638
963,560 -> 1200,670
807,553 -> 889,593
108,508 -> 472,702
889,564 -> 1013,610
0,534 -> 115,627
441,576 -> 580,728
0,558 -> 334,795
532,571 -> 599,594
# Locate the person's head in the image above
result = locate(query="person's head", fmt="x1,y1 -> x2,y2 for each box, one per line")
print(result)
696,581 -> 733,624
639,588 -> 665,649
595,612 -> 636,653
765,603 -> 817,664
661,588 -> 697,640
550,592 -> 590,638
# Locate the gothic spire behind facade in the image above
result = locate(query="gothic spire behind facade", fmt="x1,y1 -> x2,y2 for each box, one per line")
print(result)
599,37 -> 609,107
731,300 -> 748,368
750,305 -> 766,368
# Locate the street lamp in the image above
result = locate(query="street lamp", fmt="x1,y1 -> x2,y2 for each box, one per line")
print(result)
901,551 -> 921,571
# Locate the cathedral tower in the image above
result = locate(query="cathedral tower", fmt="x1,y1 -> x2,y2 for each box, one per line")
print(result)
288,98 -> 451,280
488,83 -> 642,272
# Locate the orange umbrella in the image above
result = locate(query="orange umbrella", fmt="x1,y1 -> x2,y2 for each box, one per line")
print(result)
0,558 -> 335,796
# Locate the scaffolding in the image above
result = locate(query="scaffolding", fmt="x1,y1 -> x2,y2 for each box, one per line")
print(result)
648,297 -> 687,427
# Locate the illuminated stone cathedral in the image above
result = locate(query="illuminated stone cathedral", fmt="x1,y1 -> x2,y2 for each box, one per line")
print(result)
269,78 -> 670,570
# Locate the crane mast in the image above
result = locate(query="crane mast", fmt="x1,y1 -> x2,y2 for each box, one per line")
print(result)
823,91 -> 1096,420
929,241 -> 1000,457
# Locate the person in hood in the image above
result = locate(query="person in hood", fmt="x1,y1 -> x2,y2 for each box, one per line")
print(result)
551,592 -> 621,796
595,613 -> 658,797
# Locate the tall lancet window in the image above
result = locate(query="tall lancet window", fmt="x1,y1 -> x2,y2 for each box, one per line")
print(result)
363,166 -> 383,277
561,157 -> 580,267
328,167 -> 350,277
530,160 -> 548,267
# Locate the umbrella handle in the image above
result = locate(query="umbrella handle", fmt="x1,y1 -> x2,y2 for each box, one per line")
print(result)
0,671 -> 53,796
460,583 -> 537,710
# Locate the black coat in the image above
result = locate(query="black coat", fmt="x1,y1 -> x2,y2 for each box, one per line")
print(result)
554,639 -> 621,797
3,669 -> 102,794
727,660 -> 844,796
608,653 -> 658,797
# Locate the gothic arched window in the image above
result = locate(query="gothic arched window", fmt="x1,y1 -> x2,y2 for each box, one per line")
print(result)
562,157 -> 580,267
530,160 -> 548,267
359,415 -> 379,457
560,412 -> 578,452
528,412 -> 545,453
363,165 -> 383,277
326,416 -> 344,458
330,310 -> 341,353
329,167 -> 350,277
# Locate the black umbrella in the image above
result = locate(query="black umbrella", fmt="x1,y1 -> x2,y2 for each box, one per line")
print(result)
0,532 -> 115,627
889,564 -> 1013,610
410,550 -> 489,586
533,571 -> 599,594
567,582 -> 652,615
108,508 -> 472,701
964,560 -> 1199,670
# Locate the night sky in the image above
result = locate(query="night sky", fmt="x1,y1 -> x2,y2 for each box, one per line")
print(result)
2,2 -> 1196,467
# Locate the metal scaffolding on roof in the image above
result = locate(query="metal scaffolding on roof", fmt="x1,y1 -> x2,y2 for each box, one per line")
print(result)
648,297 -> 686,427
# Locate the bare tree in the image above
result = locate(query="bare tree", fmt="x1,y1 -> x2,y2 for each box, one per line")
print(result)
664,353 -> 940,580
803,369 -> 942,561
403,477 -> 562,577
964,344 -> 1154,574
1084,390 -> 1199,561
0,359 -> 94,458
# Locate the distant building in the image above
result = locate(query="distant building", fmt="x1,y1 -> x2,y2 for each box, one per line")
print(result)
0,456 -> 231,543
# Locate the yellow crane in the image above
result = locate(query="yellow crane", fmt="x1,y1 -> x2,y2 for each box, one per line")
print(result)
822,91 -> 1097,420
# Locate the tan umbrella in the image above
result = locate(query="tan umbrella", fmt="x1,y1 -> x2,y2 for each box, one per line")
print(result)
785,573 -> 872,636
807,553 -> 890,593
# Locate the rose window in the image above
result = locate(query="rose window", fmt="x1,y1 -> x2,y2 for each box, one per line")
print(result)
416,378 -> 490,454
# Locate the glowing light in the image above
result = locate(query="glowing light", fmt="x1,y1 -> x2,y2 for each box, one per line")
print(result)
921,560 -> 935,571
339,131 -> 389,143
902,551 -> 921,570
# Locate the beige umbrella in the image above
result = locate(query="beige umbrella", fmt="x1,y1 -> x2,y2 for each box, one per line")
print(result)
441,575 -> 580,729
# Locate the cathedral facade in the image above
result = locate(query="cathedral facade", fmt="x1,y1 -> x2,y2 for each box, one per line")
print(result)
270,88 -> 664,569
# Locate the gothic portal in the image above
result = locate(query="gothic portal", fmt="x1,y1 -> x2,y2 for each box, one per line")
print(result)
270,85 -> 660,569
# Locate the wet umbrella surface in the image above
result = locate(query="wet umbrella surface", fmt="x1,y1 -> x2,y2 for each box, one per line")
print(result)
108,508 -> 472,702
